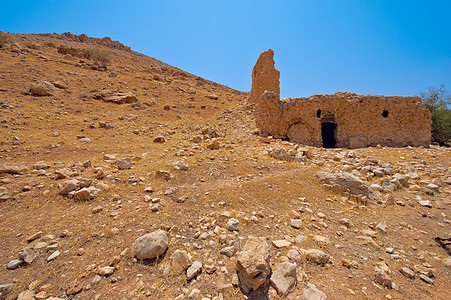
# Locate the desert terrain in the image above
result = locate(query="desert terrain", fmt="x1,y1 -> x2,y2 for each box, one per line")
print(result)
0,32 -> 450,300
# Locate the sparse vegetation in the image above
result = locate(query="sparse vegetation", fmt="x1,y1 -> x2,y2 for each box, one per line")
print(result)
86,48 -> 111,69
57,45 -> 111,69
0,32 -> 9,48
419,85 -> 451,145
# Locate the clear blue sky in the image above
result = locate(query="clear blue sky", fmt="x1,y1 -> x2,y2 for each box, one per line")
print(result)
2,0 -> 450,98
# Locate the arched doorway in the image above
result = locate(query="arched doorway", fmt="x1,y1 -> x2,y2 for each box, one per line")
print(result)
321,122 -> 336,148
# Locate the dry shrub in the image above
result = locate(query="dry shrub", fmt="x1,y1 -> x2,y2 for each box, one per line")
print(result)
0,32 -> 9,48
86,48 -> 111,69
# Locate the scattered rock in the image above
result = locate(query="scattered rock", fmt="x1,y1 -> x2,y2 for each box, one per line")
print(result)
315,171 -> 381,204
6,259 -> 24,270
27,231 -> 43,242
0,163 -> 28,174
19,247 -> 38,264
269,148 -> 294,161
290,219 -> 302,229
186,261 -> 202,280
270,262 -> 297,296
206,139 -> 220,150
302,283 -> 327,300
419,274 -> 433,285
47,250 -> 60,262
170,250 -> 192,274
153,135 -> 166,143
95,91 -> 138,104
418,200 -> 432,208
30,80 -> 57,96
219,246 -> 237,257
98,266 -> 115,276
305,249 -> 330,264
114,158 -> 132,170
187,288 -> 200,299
236,236 -> 271,293
132,230 -> 168,260
313,235 -> 330,245
172,160 -> 189,171
59,179 -> 79,195
400,267 -> 415,279
374,267 -> 398,289
155,170 -> 171,180
0,283 -> 13,300
72,186 -> 100,200
271,240 -> 291,248
226,218 -> 239,231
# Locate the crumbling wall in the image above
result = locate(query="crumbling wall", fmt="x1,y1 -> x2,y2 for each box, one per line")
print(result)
251,49 -> 432,148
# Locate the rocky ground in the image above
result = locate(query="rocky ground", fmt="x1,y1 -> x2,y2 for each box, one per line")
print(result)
0,32 -> 450,300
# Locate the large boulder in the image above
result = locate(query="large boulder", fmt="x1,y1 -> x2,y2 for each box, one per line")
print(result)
132,230 -> 168,260
30,80 -> 57,96
315,172 -> 381,203
236,236 -> 271,293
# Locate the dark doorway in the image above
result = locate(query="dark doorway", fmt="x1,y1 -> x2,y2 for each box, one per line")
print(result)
321,122 -> 337,148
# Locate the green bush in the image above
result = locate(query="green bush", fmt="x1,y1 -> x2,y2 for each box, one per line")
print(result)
419,85 -> 451,146
87,48 -> 111,69
0,32 -> 9,48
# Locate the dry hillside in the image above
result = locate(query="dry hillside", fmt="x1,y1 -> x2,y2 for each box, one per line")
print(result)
0,32 -> 450,300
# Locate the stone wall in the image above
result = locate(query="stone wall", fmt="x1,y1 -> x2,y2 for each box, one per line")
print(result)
251,50 -> 432,148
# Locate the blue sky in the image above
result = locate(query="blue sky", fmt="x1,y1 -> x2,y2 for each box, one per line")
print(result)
2,0 -> 450,98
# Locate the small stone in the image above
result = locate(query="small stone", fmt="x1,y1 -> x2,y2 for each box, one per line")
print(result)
219,246 -> 236,257
58,179 -> 79,195
170,250 -> 192,274
339,218 -> 351,227
295,235 -> 307,243
77,248 -> 85,256
114,158 -> 132,170
0,283 -> 14,299
187,288 -> 200,299
418,200 -> 432,208
47,250 -> 60,262
34,291 -> 46,300
7,259 -> 24,270
172,160 -> 189,171
30,80 -> 57,96
302,283 -> 327,300
98,266 -> 115,276
78,137 -> 91,143
92,206 -> 103,214
186,261 -> 202,280
419,274 -> 433,284
72,186 -> 100,200
27,231 -> 43,243
65,280 -> 82,295
272,240 -> 291,248
313,235 -> 330,245
132,230 -> 168,260
375,221 -> 388,233
17,290 -> 35,300
290,219 -> 302,229
400,267 -> 415,279
270,262 -> 297,296
153,135 -> 166,143
19,248 -> 38,264
226,218 -> 239,231
305,249 -> 330,264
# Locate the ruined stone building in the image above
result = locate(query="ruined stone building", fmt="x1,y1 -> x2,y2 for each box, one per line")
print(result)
250,49 -> 432,148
